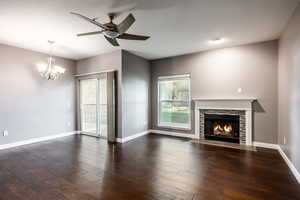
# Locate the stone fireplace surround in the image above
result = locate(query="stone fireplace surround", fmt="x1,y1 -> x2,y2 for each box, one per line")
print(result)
194,99 -> 255,146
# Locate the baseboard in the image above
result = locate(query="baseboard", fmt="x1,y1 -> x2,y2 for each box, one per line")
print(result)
253,142 -> 280,149
0,131 -> 79,150
278,146 -> 300,184
252,142 -> 300,184
150,129 -> 197,139
116,130 -> 150,143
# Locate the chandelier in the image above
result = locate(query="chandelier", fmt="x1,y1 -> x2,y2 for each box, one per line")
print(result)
37,41 -> 66,80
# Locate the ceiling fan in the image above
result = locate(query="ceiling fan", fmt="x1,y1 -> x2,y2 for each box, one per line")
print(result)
70,12 -> 150,46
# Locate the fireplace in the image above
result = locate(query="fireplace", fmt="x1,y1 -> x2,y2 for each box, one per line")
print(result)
198,109 -> 246,144
204,114 -> 240,143
194,99 -> 254,145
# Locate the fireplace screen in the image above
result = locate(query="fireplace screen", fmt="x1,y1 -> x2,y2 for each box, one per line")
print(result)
204,114 -> 240,143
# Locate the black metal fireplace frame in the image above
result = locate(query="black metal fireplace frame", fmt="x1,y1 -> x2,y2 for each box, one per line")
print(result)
204,114 -> 240,143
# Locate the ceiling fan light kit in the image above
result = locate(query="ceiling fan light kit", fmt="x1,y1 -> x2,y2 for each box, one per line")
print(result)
208,38 -> 226,45
70,12 -> 150,46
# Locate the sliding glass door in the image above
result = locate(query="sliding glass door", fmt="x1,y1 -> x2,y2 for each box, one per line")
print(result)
98,77 -> 107,138
79,74 -> 107,138
80,78 -> 97,135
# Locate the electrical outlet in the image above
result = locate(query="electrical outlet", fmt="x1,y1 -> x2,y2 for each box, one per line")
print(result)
284,136 -> 287,145
237,88 -> 243,93
3,130 -> 8,137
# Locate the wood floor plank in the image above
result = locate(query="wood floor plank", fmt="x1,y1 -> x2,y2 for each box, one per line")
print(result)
0,134 -> 299,200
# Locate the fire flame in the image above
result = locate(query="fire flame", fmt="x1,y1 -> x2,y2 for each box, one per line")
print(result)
224,125 -> 233,133
213,124 -> 233,135
214,124 -> 223,132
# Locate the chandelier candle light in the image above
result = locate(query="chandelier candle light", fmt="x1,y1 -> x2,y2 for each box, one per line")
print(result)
37,41 -> 66,80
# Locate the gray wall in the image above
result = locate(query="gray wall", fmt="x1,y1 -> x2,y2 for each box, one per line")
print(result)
0,44 -> 76,145
278,4 -> 300,172
151,40 -> 278,144
76,50 -> 122,75
76,50 -> 123,138
122,51 -> 151,138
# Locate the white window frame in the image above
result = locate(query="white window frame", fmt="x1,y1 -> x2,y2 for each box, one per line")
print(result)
157,74 -> 191,130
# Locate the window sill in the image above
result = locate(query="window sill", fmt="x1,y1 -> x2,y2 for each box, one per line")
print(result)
157,123 -> 191,131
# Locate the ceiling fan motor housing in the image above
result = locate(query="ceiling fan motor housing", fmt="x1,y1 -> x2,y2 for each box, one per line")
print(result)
104,31 -> 120,38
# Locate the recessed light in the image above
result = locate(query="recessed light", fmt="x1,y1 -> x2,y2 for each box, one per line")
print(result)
208,38 -> 225,45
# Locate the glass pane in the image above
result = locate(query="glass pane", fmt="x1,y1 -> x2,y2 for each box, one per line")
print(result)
159,78 -> 189,101
99,78 -> 107,138
159,101 -> 189,127
80,79 -> 97,134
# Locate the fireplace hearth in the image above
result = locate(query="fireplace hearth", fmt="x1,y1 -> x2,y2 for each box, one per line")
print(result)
204,114 -> 240,143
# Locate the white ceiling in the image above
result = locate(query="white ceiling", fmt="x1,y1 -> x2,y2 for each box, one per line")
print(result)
0,0 -> 299,60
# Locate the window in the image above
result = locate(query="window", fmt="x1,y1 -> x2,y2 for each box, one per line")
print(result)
158,74 -> 191,129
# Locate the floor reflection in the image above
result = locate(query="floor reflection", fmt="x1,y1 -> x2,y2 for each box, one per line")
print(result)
0,134 -> 300,200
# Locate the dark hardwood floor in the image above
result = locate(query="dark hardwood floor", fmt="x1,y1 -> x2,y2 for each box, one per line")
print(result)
0,134 -> 299,200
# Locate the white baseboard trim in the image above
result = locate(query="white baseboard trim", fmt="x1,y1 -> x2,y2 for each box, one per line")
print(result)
278,146 -> 300,184
150,129 -> 197,139
252,142 -> 300,184
0,131 -> 79,150
116,130 -> 150,143
253,142 -> 280,149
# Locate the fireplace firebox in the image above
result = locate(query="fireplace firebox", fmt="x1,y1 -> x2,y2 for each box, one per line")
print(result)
204,114 -> 240,143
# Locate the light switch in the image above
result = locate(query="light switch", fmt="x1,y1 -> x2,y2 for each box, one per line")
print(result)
3,130 -> 8,136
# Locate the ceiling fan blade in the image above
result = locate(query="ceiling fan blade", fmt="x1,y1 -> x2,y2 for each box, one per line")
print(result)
117,13 -> 135,34
104,36 -> 120,46
77,31 -> 104,37
70,12 -> 107,30
118,33 -> 150,40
